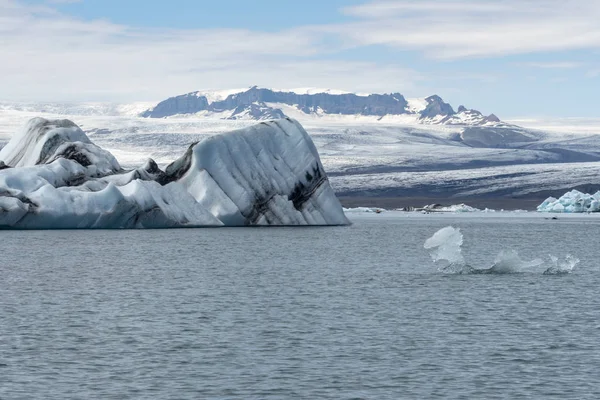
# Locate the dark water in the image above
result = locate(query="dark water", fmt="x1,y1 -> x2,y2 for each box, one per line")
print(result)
1,213 -> 600,399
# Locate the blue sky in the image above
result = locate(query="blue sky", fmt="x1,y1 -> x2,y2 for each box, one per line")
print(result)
46,0 -> 365,30
3,0 -> 600,117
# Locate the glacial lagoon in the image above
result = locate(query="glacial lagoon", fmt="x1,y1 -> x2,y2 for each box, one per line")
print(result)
1,212 -> 600,399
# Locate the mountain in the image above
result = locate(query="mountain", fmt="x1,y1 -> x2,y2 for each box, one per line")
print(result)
141,87 -> 506,127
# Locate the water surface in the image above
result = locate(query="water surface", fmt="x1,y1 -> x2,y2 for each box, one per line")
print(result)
1,213 -> 599,399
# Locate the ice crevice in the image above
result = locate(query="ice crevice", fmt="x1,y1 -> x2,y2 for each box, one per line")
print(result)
0,117 -> 349,229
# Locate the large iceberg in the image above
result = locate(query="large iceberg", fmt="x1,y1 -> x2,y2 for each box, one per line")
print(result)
537,190 -> 600,213
0,117 -> 349,228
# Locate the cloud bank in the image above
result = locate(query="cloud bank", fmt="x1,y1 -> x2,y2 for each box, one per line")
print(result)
0,0 -> 598,102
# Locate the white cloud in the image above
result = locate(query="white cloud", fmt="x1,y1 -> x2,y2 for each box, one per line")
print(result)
343,0 -> 510,18
516,62 -> 584,69
1,0 -> 599,102
586,69 -> 600,78
336,0 -> 600,59
0,0 -> 423,101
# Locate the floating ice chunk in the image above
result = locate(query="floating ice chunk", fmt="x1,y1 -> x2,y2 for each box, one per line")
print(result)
488,250 -> 543,274
419,203 -> 482,212
165,118 -> 350,226
435,204 -> 481,212
425,226 -> 571,275
343,207 -> 385,213
543,255 -> 579,275
424,226 -> 466,266
538,190 -> 600,213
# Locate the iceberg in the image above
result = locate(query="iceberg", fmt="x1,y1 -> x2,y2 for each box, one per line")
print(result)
537,190 -> 600,213
0,117 -> 349,228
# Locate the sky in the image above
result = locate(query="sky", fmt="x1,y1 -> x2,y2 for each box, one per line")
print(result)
1,0 -> 599,117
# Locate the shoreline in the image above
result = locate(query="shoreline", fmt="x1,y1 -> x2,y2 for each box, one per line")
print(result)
338,196 -> 547,211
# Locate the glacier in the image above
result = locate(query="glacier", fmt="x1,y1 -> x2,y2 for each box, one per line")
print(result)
537,190 -> 600,213
0,117 -> 349,229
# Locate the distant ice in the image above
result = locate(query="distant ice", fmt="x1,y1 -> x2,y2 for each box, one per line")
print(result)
422,203 -> 483,213
343,207 -> 386,213
538,190 -> 600,213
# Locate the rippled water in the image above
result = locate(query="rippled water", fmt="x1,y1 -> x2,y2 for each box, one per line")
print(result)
1,213 -> 600,399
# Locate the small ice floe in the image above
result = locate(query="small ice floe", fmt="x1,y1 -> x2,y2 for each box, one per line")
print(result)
343,207 -> 386,214
407,203 -> 500,213
420,203 -> 481,213
424,226 -> 577,275
543,255 -> 580,275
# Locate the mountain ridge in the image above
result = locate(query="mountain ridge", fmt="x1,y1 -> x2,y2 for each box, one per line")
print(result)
141,86 -> 508,127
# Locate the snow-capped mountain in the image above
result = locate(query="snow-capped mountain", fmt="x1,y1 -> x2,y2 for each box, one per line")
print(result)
141,87 -> 506,127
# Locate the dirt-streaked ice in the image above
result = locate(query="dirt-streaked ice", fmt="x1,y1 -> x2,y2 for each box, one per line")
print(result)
0,117 -> 348,228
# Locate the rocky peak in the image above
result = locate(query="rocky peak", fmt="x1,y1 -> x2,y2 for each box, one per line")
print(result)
141,92 -> 209,118
485,113 -> 501,123
419,95 -> 456,119
228,102 -> 286,120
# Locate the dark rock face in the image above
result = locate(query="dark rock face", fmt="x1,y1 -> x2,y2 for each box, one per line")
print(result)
229,102 -> 286,120
419,95 -> 456,120
156,142 -> 197,186
142,93 -> 209,118
485,114 -> 501,123
141,87 -> 505,127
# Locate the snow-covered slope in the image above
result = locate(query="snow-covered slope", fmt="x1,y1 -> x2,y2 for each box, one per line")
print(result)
0,117 -> 349,228
2,103 -> 600,206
